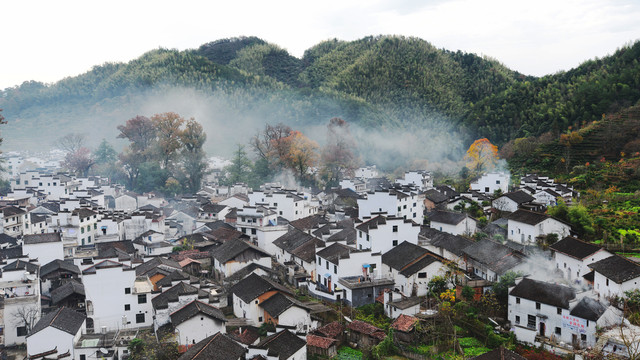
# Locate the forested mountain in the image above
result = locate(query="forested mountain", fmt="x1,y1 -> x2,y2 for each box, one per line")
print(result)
1,35 -> 639,157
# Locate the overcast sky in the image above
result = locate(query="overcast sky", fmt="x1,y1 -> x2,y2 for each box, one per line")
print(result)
1,0 -> 639,90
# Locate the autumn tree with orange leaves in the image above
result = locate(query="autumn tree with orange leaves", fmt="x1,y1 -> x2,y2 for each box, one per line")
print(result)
465,138 -> 499,173
282,131 -> 318,182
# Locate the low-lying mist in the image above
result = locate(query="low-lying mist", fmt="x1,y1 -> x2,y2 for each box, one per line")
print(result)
3,86 -> 466,172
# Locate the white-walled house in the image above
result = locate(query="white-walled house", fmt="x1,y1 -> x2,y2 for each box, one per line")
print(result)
249,187 -> 318,221
249,329 -> 307,360
235,206 -> 278,242
492,191 -> 535,213
82,260 -> 153,331
508,278 -> 619,348
395,170 -> 433,191
357,188 -> 424,223
507,209 -> 571,244
589,255 -> 640,298
211,238 -> 272,279
470,172 -> 509,194
550,237 -> 612,282
420,227 -> 474,269
22,233 -> 64,265
428,210 -> 477,236
170,300 -> 227,346
1,260 -> 41,346
260,292 -> 314,332
355,215 -> 421,254
152,281 -> 206,330
26,307 -> 86,360
381,241 -> 445,297
229,273 -> 294,325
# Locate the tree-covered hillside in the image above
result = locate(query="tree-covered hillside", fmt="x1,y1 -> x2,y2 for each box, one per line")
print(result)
1,35 -> 639,156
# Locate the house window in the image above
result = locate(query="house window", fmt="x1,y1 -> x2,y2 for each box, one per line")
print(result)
334,265 -> 337,274
392,225 -> 398,232
535,302 -> 541,310
94,223 -> 97,230
418,272 -> 427,278
125,304 -> 130,311
258,316 -> 263,322
251,228 -> 257,235
496,180 -> 501,184
606,279 -> 609,286
392,240 -> 398,246
125,288 -> 131,294
81,227 -> 85,234
581,334 -> 586,341
516,297 -> 520,304
138,294 -> 147,304
87,236 -> 91,243
136,313 -> 145,323
515,316 -> 520,324
318,257 -> 321,265
557,307 -> 562,315
326,262 -> 329,270
527,315 -> 536,328
555,327 -> 561,335
359,232 -> 362,238
17,326 -> 27,337
80,355 -> 86,360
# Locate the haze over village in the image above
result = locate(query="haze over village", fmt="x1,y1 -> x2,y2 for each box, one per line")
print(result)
2,2 -> 640,360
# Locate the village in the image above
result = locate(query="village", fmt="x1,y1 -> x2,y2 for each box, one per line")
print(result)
0,150 -> 638,360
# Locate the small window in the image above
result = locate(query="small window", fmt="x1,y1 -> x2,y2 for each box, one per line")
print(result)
138,294 -> 147,304
251,228 -> 257,235
418,272 -> 427,278
125,288 -> 131,294
392,240 -> 398,246
334,265 -> 337,274
581,334 -> 586,341
359,232 -> 362,238
392,225 -> 398,232
80,355 -> 86,360
557,307 -> 562,315
555,327 -> 561,335
536,302 -> 541,310
318,257 -> 321,265
136,313 -> 145,324
515,315 -> 520,324
17,326 -> 27,337
516,297 -> 520,304
258,316 -> 263,322
527,315 -> 536,328
606,279 -> 609,286
326,262 -> 329,270
124,304 -> 130,311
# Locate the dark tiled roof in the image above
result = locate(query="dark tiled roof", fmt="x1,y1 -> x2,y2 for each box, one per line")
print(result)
229,326 -> 260,345
0,245 -> 23,259
462,239 -> 525,275
230,273 -> 292,303
507,209 -> 550,225
326,226 -> 356,245
589,255 -> 640,283
3,259 -> 39,273
135,257 -> 181,276
211,238 -> 270,264
550,237 -> 604,260
0,233 -> 18,247
570,297 -> 607,321
27,307 -> 85,337
273,228 -> 323,263
40,259 -> 80,278
316,243 -> 352,264
152,282 -> 200,310
356,215 -> 387,233
255,329 -> 306,360
382,241 -> 428,271
420,227 -> 474,256
170,300 -> 226,326
96,240 -> 136,259
72,207 -> 97,219
23,232 -> 62,245
1,206 -> 25,216
156,269 -> 198,288
223,263 -> 277,284
470,347 -> 526,360
51,280 -> 85,304
290,214 -> 327,231
260,292 -> 308,318
509,278 -> 575,309
82,260 -> 129,275
428,210 -> 469,225
501,191 -> 535,204
424,189 -> 449,204
203,220 -> 235,231
206,226 -> 246,243
177,332 -> 246,360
